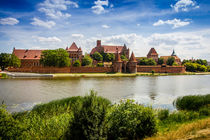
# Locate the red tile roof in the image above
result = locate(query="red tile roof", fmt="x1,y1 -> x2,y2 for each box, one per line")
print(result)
13,49 -> 43,60
67,42 -> 82,52
129,52 -> 137,62
147,48 -> 158,56
103,45 -> 124,53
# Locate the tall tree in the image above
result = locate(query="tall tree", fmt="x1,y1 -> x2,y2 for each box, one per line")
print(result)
92,52 -> 103,61
0,53 -> 21,70
82,55 -> 93,66
158,58 -> 164,65
40,49 -> 71,67
166,57 -> 175,66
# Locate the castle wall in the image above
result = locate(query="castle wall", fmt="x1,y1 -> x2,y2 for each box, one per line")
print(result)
137,65 -> 185,73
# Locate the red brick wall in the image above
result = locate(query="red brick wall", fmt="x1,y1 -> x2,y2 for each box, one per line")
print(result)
137,65 -> 185,73
70,67 -> 113,73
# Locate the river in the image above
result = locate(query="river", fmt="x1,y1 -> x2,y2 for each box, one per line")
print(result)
0,75 -> 209,112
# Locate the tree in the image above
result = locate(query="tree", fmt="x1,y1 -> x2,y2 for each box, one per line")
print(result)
166,57 -> 175,66
197,64 -> 207,72
158,58 -> 164,65
92,52 -> 103,61
73,60 -> 81,67
40,49 -> 70,67
184,62 -> 197,72
196,59 -> 207,66
0,53 -> 21,70
138,58 -> 156,65
82,55 -> 93,66
147,58 -> 157,65
120,55 -> 128,61
105,53 -> 115,62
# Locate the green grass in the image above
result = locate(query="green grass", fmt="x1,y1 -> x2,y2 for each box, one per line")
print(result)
0,73 -> 8,78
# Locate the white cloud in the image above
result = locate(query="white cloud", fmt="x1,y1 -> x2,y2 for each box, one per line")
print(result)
91,0 -> 109,14
38,0 -> 78,19
137,24 -> 140,27
0,17 -> 19,25
31,18 -> 56,28
171,0 -> 199,12
102,24 -> 110,29
153,18 -> 190,29
72,34 -> 84,38
34,36 -> 62,43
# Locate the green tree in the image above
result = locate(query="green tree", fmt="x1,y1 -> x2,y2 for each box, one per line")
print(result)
197,64 -> 207,72
196,59 -> 207,66
147,58 -> 157,65
120,55 -> 128,61
166,57 -> 175,66
73,60 -> 81,67
82,55 -> 93,66
92,52 -> 103,61
0,53 -> 21,70
65,90 -> 111,139
40,49 -> 70,67
105,53 -> 115,62
97,63 -> 104,67
158,57 -> 164,65
138,58 -> 156,65
184,62 -> 197,72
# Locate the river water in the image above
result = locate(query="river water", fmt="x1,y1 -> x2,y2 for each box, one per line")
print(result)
0,75 -> 210,112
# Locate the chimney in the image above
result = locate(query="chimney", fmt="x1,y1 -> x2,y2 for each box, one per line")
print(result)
97,40 -> 101,47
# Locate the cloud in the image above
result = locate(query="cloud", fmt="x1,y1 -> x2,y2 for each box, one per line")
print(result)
38,0 -> 78,19
171,0 -> 199,12
137,24 -> 140,27
72,34 -> 84,38
0,17 -> 19,25
34,36 -> 62,43
91,0 -> 109,14
31,18 -> 56,28
153,18 -> 190,29
102,24 -> 110,29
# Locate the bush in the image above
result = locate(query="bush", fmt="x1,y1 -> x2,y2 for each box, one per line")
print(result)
107,100 -> 157,140
138,58 -> 156,65
0,105 -> 26,139
158,58 -> 164,65
73,60 -> 81,67
168,111 -> 199,123
184,62 -> 197,72
166,57 -> 175,66
92,52 -> 103,61
157,109 -> 169,121
207,66 -> 210,72
173,94 -> 210,111
199,107 -> 210,116
82,55 -> 93,66
65,90 -> 111,139
197,64 -> 207,72
97,63 -> 104,67
120,55 -> 128,61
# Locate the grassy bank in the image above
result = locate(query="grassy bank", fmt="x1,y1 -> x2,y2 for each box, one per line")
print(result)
0,92 -> 209,139
0,73 -> 8,79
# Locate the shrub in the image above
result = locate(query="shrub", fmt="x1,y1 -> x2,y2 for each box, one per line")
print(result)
92,52 -> 103,61
107,100 -> 157,140
157,109 -> 169,121
199,107 -> 210,116
166,57 -> 175,66
97,62 -> 104,67
168,111 -> 199,123
0,105 -> 26,139
73,60 -> 81,67
138,58 -> 156,65
82,55 -> 93,66
207,66 -> 210,72
120,55 -> 128,61
173,94 -> 210,111
158,58 -> 164,65
65,90 -> 111,139
197,64 -> 207,72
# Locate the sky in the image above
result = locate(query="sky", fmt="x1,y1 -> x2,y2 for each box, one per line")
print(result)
0,0 -> 210,60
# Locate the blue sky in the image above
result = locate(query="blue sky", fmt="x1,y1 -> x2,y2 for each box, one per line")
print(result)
0,0 -> 210,60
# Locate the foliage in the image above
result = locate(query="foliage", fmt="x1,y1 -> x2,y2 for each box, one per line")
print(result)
65,90 -> 111,139
138,58 -> 157,65
184,62 -> 198,72
82,55 -> 93,66
158,57 -> 164,65
195,59 -> 207,66
207,66 -> 210,72
97,62 -> 104,67
92,52 -> 103,61
104,53 -> 115,62
173,94 -> 210,111
120,55 -> 128,61
157,109 -> 169,121
107,100 -> 157,140
73,60 -> 81,67
182,59 -> 208,72
0,53 -> 21,70
0,105 -> 26,139
40,49 -> 71,67
166,57 -> 175,66
199,107 -> 210,116
197,64 -> 207,72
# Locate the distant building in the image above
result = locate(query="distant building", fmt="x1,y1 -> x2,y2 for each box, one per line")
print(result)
147,48 -> 158,62
160,50 -> 181,65
66,42 -> 83,61
90,40 -> 130,59
12,48 -> 43,67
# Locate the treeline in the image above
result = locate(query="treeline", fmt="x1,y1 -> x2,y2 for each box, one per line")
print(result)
182,59 -> 210,72
0,91 -> 209,139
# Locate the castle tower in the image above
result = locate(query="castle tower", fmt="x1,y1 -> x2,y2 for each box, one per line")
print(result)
128,52 -> 137,73
147,48 -> 158,62
113,48 -> 122,73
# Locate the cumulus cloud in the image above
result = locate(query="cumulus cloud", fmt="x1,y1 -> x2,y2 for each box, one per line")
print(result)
171,0 -> 199,12
0,17 -> 19,25
72,34 -> 84,38
38,0 -> 78,19
34,36 -> 62,42
91,0 -> 109,14
102,24 -> 110,29
31,18 -> 56,28
153,18 -> 190,29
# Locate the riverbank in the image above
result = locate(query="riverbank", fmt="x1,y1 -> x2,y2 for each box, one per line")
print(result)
1,71 -> 210,78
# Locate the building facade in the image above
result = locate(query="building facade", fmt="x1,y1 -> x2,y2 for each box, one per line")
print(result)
147,48 -> 158,62
66,42 -> 83,61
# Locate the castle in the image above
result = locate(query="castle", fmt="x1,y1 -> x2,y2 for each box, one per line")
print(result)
11,40 -> 185,73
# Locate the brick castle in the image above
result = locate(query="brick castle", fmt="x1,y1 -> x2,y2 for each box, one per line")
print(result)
10,40 -> 185,73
